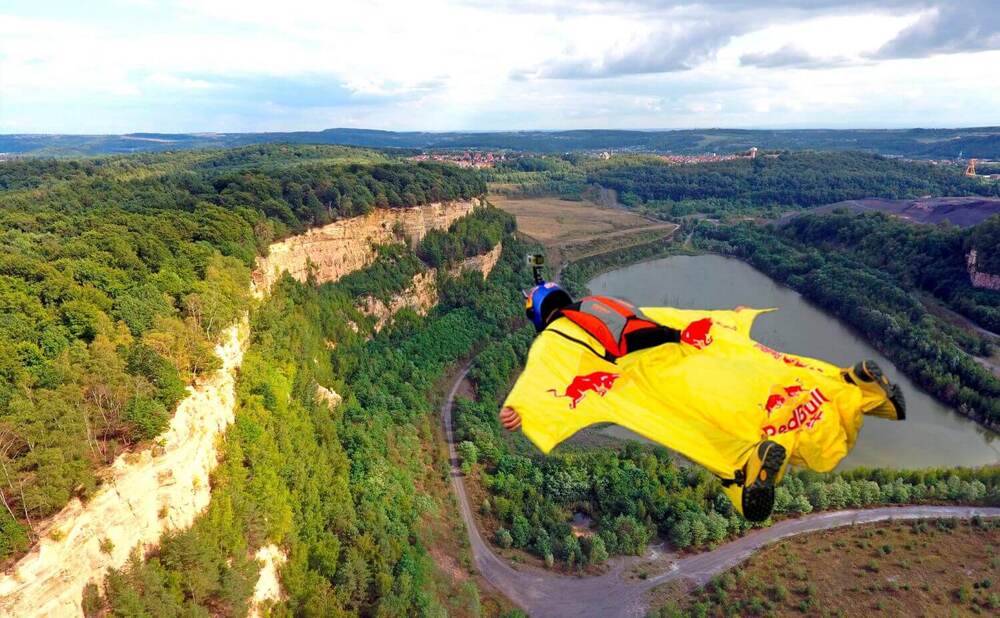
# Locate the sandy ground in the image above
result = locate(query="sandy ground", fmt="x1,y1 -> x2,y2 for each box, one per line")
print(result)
0,321 -> 249,618
441,365 -> 1000,618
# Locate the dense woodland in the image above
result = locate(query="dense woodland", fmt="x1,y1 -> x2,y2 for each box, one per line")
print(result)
0,145 -> 484,560
91,212 -> 522,616
782,211 -> 1000,333
588,152 -> 997,217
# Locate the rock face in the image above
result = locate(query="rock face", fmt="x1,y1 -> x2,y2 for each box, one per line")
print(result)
360,270 -> 441,331
253,199 -> 481,296
360,242 -> 503,331
315,383 -> 343,409
249,545 -> 288,618
0,321 -> 249,618
0,199 -> 484,618
453,242 -> 503,280
967,249 -> 1000,291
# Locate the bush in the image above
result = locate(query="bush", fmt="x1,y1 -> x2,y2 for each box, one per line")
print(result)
495,528 -> 513,549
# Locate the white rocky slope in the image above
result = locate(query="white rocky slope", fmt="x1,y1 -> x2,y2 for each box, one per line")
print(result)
0,322 -> 248,617
0,199 -> 484,617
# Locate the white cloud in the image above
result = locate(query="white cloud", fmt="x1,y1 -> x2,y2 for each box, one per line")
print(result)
0,1 -> 998,132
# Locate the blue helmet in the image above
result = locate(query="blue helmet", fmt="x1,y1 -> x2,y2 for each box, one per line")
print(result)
525,282 -> 572,332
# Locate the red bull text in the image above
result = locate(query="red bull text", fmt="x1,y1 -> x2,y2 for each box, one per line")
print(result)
548,371 -> 620,409
754,342 -> 818,371
762,388 -> 830,436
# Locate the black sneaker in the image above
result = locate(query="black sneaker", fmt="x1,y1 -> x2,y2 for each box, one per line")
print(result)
845,360 -> 906,421
742,440 -> 787,522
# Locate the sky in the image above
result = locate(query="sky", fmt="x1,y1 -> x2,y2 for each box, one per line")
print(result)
1,0 -> 998,133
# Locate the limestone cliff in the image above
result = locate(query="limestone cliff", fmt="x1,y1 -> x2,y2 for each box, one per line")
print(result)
253,198 -> 481,296
0,199 -> 483,618
360,242 -> 503,331
0,322 -> 248,618
967,249 -> 1000,291
451,242 -> 503,279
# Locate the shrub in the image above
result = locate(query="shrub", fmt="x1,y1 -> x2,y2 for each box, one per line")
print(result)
495,528 -> 513,549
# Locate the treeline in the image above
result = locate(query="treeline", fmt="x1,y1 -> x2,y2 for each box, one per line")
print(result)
8,127 -> 1000,158
587,152 -> 993,215
0,145 -> 485,559
560,236 -> 682,297
694,222 -> 1000,428
784,211 -> 1000,333
455,325 -> 1000,569
209,159 -> 484,236
483,156 -> 587,198
0,158 -> 103,190
90,230 -> 529,615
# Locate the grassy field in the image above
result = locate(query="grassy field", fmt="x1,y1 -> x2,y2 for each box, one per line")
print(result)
650,518 -> 1000,617
490,195 -> 676,275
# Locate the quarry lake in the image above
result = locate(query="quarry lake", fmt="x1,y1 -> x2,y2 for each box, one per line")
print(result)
588,254 -> 1000,470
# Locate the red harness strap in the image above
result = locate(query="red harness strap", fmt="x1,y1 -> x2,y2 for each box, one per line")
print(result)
558,295 -> 661,358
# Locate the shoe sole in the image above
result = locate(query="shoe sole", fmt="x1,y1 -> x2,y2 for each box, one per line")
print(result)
743,441 -> 786,522
857,360 -> 907,421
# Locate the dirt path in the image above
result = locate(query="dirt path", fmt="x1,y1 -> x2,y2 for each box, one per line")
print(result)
442,366 -> 1000,618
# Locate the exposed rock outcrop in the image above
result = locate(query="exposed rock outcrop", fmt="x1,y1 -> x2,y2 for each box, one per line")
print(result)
967,249 -> 1000,291
253,199 -> 481,296
360,242 -> 503,331
249,545 -> 287,618
360,270 -> 440,331
450,242 -> 503,280
0,199 -> 483,617
315,384 -> 343,409
0,321 -> 249,618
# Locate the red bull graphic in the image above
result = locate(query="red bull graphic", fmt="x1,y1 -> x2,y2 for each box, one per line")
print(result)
681,317 -> 714,349
548,371 -> 620,409
761,382 -> 807,416
754,342 -> 818,371
763,388 -> 830,436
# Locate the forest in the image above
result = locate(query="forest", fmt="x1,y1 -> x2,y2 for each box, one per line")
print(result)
88,211 -> 524,616
782,211 -> 1000,333
587,152 -> 996,216
0,145 -> 485,560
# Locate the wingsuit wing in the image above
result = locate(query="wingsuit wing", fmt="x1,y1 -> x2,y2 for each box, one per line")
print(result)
504,307 -> 882,476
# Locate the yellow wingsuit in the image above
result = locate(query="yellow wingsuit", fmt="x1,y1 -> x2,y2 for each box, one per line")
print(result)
502,306 -> 896,509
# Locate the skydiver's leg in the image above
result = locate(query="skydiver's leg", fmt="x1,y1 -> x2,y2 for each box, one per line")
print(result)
720,439 -> 790,522
842,360 -> 906,421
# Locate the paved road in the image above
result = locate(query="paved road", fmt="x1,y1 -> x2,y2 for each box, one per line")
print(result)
442,366 -> 1000,617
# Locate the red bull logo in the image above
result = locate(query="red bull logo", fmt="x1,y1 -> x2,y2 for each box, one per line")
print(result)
761,382 -> 806,416
763,387 -> 830,436
548,371 -> 620,409
681,317 -> 714,349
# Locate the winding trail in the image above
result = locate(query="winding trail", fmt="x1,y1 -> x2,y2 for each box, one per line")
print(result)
442,365 -> 1000,618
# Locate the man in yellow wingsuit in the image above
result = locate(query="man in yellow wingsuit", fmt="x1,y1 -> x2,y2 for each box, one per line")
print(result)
499,279 -> 906,522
